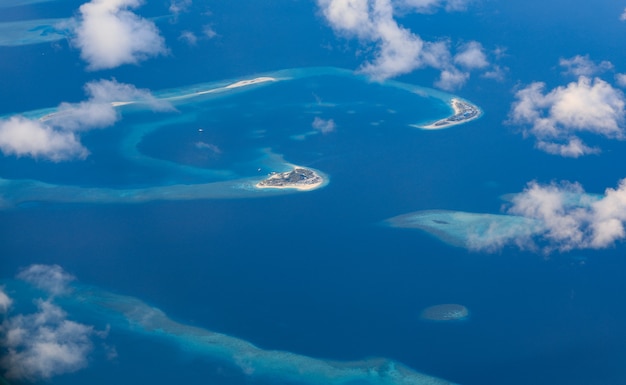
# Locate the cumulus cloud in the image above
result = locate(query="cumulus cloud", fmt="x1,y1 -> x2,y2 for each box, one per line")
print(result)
435,67 -> 469,91
0,116 -> 87,161
505,179 -> 626,251
0,265 -> 98,381
72,0 -> 167,70
317,0 -> 490,88
312,117 -> 336,134
450,178 -> 626,253
0,299 -> 94,381
0,79 -> 170,162
559,55 -> 613,77
17,264 -> 75,296
509,76 -> 626,157
454,41 -> 489,69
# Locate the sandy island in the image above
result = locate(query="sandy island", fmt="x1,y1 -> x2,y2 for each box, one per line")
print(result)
417,98 -> 481,130
255,167 -> 325,191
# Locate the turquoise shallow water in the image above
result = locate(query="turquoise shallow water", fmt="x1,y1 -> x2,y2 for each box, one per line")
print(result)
0,67 -> 458,207
4,1 -> 626,385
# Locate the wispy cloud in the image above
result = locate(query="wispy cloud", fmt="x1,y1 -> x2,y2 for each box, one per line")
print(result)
17,264 -> 75,296
71,0 -> 167,70
0,288 -> 12,314
169,0 -> 191,15
179,30 -> 198,45
0,80 -> 170,162
509,76 -> 626,157
615,73 -> 626,88
312,117 -> 336,134
621,7 -> 626,21
395,0 -> 470,13
559,55 -> 613,77
317,0 -> 493,88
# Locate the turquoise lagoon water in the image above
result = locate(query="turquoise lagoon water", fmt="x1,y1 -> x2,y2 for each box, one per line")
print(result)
4,1 -> 626,385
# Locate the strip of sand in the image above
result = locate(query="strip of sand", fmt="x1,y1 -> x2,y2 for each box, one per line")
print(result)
418,98 -> 481,130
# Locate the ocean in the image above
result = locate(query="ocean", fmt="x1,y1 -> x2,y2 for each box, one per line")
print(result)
3,1 -> 626,385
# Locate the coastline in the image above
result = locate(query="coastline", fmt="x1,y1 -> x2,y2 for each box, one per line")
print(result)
255,166 -> 326,191
416,98 -> 481,130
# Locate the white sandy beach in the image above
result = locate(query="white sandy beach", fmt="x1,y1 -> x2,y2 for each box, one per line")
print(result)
418,98 -> 480,130
255,167 -> 325,191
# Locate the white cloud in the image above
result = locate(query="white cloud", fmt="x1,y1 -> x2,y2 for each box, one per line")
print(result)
72,0 -> 167,70
179,30 -> 197,45
615,73 -> 626,88
0,80 -> 170,162
0,299 -> 94,381
0,116 -> 88,161
396,0 -> 470,13
621,7 -> 626,21
169,0 -> 191,14
317,0 -> 489,87
509,76 -> 626,157
435,67 -> 469,91
0,288 -> 12,314
16,264 -> 75,296
505,179 -> 626,251
203,25 -> 217,39
51,79 -> 171,131
481,65 -> 506,81
559,55 -> 613,77
454,41 -> 488,69
312,117 -> 336,133
535,137 -> 599,158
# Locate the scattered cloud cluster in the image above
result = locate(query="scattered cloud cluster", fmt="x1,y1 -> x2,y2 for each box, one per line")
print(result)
178,25 -> 217,45
0,79 -> 170,162
503,179 -> 626,252
509,76 -> 625,157
559,55 -> 613,77
312,117 -> 336,134
169,0 -> 192,15
71,0 -> 167,70
0,265 -> 97,382
316,0 -> 495,89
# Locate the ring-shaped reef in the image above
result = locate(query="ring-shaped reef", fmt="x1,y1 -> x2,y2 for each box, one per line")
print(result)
0,67 -> 481,209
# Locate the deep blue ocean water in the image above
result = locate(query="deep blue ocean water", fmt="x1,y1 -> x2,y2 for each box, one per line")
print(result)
3,1 -> 626,385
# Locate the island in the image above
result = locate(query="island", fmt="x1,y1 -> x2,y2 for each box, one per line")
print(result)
419,98 -> 481,129
255,167 -> 324,191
